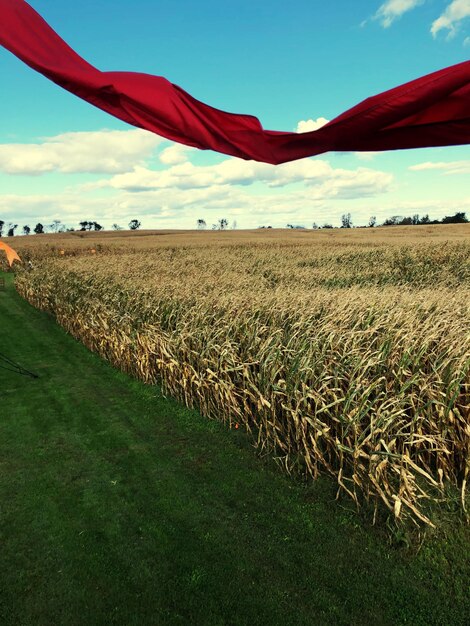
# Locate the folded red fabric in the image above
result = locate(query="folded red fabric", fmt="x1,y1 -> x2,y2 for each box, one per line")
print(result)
1,0 -> 469,164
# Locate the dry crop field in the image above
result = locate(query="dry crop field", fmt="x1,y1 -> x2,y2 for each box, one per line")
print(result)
6,225 -> 470,526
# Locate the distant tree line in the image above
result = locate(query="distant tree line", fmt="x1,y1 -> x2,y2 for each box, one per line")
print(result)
278,211 -> 469,230
196,212 -> 468,231
380,212 -> 468,226
0,219 -> 142,236
197,218 -> 237,230
1,212 -> 468,237
342,212 -> 467,229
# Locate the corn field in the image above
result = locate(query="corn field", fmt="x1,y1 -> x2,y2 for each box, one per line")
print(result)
9,226 -> 470,526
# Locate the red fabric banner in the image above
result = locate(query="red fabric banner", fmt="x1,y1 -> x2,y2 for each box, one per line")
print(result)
0,0 -> 469,164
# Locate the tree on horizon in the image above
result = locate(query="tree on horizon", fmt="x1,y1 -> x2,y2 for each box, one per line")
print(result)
341,213 -> 353,228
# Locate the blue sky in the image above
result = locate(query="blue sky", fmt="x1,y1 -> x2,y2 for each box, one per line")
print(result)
0,0 -> 469,231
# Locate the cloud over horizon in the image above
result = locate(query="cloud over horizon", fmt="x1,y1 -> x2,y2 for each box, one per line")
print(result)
0,129 -> 161,175
0,129 -> 467,231
81,157 -> 393,207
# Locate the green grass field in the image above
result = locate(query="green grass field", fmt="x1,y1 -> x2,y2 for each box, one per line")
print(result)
1,271 -> 469,625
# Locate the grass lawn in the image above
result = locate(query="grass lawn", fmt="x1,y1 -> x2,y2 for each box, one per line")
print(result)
0,271 -> 469,625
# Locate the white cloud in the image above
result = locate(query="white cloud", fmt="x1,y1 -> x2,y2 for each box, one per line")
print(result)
431,0 -> 470,38
464,35 -> 470,44
159,144 -> 194,165
0,125 -> 395,230
0,129 -> 161,175
4,129 -> 467,232
409,160 -> 470,174
295,118 -> 330,133
0,187 -> 353,230
373,0 -> 424,28
2,187 -> 468,231
87,157 -> 392,198
92,163 -> 219,192
355,152 -> 378,161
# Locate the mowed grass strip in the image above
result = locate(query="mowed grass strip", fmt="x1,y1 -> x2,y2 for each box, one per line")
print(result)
0,272 -> 468,626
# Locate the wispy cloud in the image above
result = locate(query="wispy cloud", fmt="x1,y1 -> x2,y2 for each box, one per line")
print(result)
373,0 -> 424,28
355,152 -> 378,162
409,160 -> 470,174
431,0 -> 470,38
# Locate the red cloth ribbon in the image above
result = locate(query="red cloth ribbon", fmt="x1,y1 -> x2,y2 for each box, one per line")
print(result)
1,0 -> 469,164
